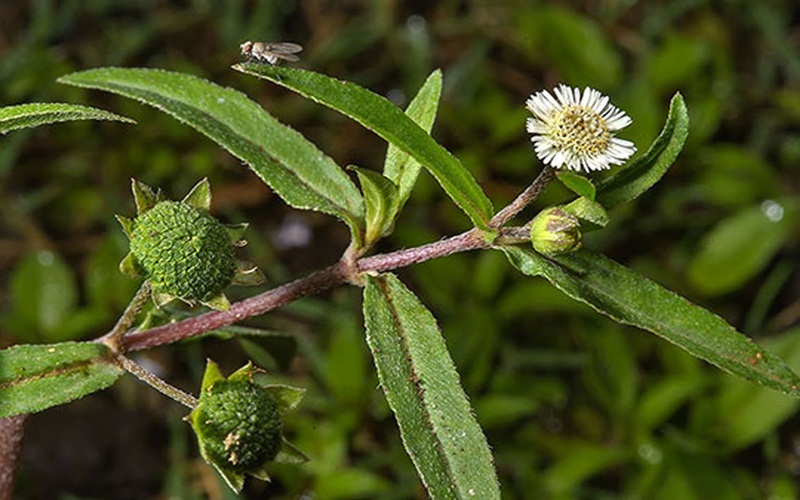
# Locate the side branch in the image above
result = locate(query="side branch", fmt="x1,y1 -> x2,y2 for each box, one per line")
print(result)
120,230 -> 492,352
489,166 -> 554,228
358,229 -> 487,273
122,262 -> 349,351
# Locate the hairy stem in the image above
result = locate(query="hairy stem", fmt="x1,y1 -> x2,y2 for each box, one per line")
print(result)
117,173 -> 554,353
115,354 -> 199,409
123,262 -> 349,351
489,166 -> 554,229
358,229 -> 486,273
0,415 -> 27,499
101,281 -> 151,351
122,229 -> 491,352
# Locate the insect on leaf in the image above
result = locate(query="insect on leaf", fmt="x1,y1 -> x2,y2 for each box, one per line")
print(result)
233,64 -> 494,231
58,68 -> 366,242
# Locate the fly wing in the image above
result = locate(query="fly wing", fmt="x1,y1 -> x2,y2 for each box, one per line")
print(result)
266,42 -> 303,54
275,53 -> 300,62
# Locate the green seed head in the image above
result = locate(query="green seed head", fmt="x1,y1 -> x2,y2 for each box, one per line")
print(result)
193,379 -> 283,472
187,360 -> 307,493
129,201 -> 237,303
530,206 -> 582,256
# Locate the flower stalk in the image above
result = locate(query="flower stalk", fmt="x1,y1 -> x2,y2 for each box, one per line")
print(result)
114,353 -> 199,409
102,281 -> 151,351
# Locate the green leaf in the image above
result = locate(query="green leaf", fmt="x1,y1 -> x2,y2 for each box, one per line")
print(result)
363,274 -> 500,499
351,166 -> 400,246
0,341 -> 123,418
556,171 -> 596,200
262,385 -> 306,414
501,246 -> 800,398
233,64 -> 494,230
516,5 -> 622,89
384,70 -> 443,210
182,177 -> 212,210
0,102 -> 133,135
200,358 -> 225,392
5,251 -> 79,342
562,196 -> 609,227
687,201 -> 796,296
635,375 -> 707,432
58,68 -> 365,238
711,327 -> 800,451
543,443 -> 629,496
595,92 -> 689,207
131,178 -> 162,215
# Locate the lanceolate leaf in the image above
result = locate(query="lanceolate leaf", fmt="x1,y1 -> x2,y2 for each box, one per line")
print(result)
0,341 -> 123,418
0,102 -> 133,134
687,201 -> 797,297
501,246 -> 800,398
384,70 -> 443,211
556,170 -> 596,200
562,196 -> 609,227
363,274 -> 500,499
594,92 -> 689,207
351,166 -> 399,246
234,63 -> 494,230
58,68 -> 365,237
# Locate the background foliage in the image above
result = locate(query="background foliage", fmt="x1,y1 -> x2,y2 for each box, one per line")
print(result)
2,0 -> 800,498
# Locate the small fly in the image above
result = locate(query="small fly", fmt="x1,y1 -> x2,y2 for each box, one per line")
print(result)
240,41 -> 303,65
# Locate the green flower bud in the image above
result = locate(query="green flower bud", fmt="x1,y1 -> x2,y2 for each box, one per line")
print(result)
192,379 -> 282,472
129,200 -> 236,303
117,179 -> 263,310
530,207 -> 582,256
187,360 -> 307,493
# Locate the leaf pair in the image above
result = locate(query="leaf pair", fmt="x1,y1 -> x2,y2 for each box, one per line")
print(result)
58,65 -> 491,251
233,63 -> 494,233
351,69 -> 443,247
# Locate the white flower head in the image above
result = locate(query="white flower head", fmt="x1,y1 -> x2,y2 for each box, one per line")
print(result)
526,84 -> 636,172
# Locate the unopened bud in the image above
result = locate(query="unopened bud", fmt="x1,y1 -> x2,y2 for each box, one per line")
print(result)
530,207 -> 582,256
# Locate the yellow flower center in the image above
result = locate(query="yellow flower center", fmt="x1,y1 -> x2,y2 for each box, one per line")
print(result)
547,105 -> 611,156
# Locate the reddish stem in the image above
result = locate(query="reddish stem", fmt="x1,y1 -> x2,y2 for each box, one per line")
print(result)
123,262 -> 349,351
489,166 -> 553,228
122,229 -> 490,352
0,415 -> 27,498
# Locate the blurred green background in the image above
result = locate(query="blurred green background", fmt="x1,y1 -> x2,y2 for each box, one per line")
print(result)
2,0 -> 800,498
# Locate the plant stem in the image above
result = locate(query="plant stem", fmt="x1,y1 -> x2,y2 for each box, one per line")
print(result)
122,229 -> 491,352
118,172 -> 555,353
123,263 -> 349,351
101,281 -> 152,351
115,354 -> 199,409
489,166 -> 554,229
357,229 -> 486,273
0,415 -> 27,499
